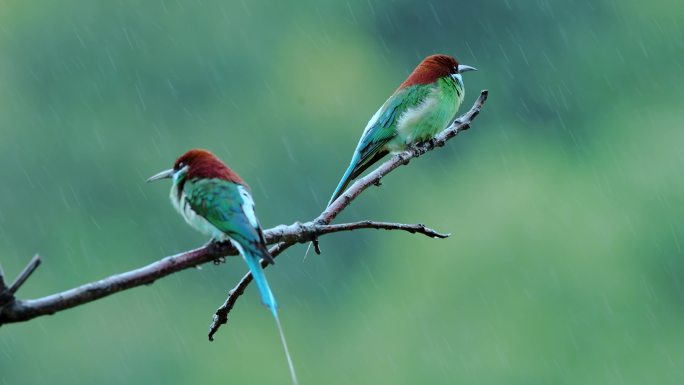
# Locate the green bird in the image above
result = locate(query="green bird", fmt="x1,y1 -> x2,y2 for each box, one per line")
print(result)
327,54 -> 477,206
147,149 -> 298,385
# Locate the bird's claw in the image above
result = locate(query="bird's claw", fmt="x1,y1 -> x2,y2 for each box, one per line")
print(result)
204,238 -> 217,248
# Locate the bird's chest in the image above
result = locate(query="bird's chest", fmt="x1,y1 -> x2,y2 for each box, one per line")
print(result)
394,94 -> 439,143
170,186 -> 227,240
393,85 -> 460,149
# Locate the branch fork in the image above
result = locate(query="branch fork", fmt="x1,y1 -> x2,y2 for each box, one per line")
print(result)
0,254 -> 42,309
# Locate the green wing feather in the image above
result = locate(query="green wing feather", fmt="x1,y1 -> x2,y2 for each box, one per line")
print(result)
183,178 -> 279,315
184,179 -> 272,262
328,84 -> 433,205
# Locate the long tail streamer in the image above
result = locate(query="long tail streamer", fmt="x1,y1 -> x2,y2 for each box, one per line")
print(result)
242,249 -> 299,385
272,309 -> 299,385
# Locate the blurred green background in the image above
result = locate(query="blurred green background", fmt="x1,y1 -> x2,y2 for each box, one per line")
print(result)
1,0 -> 683,384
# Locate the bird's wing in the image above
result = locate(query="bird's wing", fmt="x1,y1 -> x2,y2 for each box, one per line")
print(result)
357,85 -> 433,161
184,178 -> 273,263
327,84 -> 433,205
184,179 -> 279,317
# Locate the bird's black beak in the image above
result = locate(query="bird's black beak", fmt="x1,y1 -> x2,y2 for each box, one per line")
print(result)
146,169 -> 174,182
457,64 -> 477,73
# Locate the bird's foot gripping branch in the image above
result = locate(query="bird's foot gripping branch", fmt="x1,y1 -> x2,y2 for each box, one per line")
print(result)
0,90 -> 488,342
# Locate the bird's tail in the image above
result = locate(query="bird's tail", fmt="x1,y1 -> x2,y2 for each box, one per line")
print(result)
327,152 -> 361,208
242,247 -> 299,385
242,246 -> 277,311
304,153 -> 362,260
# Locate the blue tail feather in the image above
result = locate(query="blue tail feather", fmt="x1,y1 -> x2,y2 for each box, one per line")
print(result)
242,249 -> 277,313
307,153 -> 360,260
327,152 -> 361,207
242,247 -> 299,385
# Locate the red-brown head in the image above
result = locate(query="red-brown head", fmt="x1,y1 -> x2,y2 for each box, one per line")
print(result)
399,54 -> 477,88
147,148 -> 245,185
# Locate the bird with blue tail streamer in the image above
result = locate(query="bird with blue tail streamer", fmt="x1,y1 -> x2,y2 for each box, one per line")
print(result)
148,149 -> 299,385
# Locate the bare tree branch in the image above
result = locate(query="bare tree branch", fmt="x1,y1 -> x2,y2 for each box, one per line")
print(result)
267,220 -> 449,243
0,221 -> 450,324
208,241 -> 291,341
208,90 -> 489,339
0,246 -> 228,323
0,255 -> 42,308
207,222 -> 449,340
7,255 -> 42,296
0,266 -> 8,307
0,90 -> 488,335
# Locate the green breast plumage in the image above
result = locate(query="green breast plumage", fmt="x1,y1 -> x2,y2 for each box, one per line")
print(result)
389,75 -> 463,150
